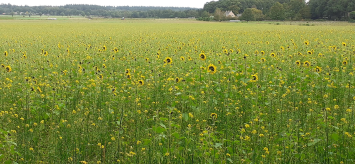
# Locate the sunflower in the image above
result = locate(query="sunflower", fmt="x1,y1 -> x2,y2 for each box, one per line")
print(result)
103,45 -> 107,51
5,66 -> 12,72
342,42 -> 346,47
255,50 -> 259,55
295,60 -> 301,66
199,53 -> 206,60
342,61 -> 348,65
211,113 -> 218,119
315,66 -> 322,73
318,53 -> 323,57
4,51 -> 8,57
164,57 -> 172,64
188,56 -> 193,61
270,53 -> 276,57
103,64 -> 106,68
280,46 -> 285,51
304,40 -> 310,46
261,51 -> 265,55
138,80 -> 144,85
37,87 -> 42,93
180,56 -> 185,61
303,61 -> 310,67
112,88 -> 116,93
250,73 -> 258,82
207,64 -> 217,74
125,69 -> 130,74
126,73 -> 131,79
243,54 -> 248,59
307,51 -> 312,55
44,51 -> 48,56
113,47 -> 119,53
99,74 -> 103,79
175,77 -> 180,83
261,58 -> 266,62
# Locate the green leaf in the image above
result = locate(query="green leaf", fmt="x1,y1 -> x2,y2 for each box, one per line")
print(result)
159,123 -> 166,129
172,132 -> 180,139
152,126 -> 166,133
331,133 -> 339,141
227,158 -> 233,163
143,139 -> 151,145
214,143 -> 223,148
183,113 -> 189,121
308,139 -> 322,146
160,117 -> 168,121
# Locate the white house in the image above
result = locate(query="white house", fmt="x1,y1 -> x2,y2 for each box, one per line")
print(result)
225,11 -> 235,17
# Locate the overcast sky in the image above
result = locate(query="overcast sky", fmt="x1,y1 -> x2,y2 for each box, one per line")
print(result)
2,0 -> 211,8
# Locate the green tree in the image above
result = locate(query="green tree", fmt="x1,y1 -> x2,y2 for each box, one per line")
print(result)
350,11 -> 355,19
299,5 -> 311,19
251,8 -> 264,20
214,8 -> 225,21
241,8 -> 255,21
269,2 -> 285,20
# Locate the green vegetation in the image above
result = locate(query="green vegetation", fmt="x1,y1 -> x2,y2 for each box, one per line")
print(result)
1,19 -> 355,163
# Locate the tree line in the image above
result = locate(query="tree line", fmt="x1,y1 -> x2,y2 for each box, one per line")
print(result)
1,1 -> 355,20
0,4 -> 201,18
203,0 -> 355,21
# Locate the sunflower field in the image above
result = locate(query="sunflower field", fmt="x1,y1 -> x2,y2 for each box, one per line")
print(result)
1,20 -> 355,163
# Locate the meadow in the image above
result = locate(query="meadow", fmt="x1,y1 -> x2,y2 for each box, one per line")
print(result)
1,19 -> 355,163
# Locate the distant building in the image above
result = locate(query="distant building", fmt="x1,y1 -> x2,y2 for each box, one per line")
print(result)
236,14 -> 242,18
225,11 -> 235,17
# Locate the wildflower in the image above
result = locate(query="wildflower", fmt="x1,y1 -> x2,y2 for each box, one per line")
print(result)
211,113 -> 218,119
250,74 -> 258,82
5,66 -> 12,72
208,64 -> 217,74
304,40 -> 309,45
199,53 -> 206,60
4,51 -> 8,57
164,57 -> 173,64
189,113 -> 194,118
138,80 -> 144,85
303,61 -> 310,67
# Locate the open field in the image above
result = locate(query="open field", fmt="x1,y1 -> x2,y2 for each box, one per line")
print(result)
1,19 -> 355,163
